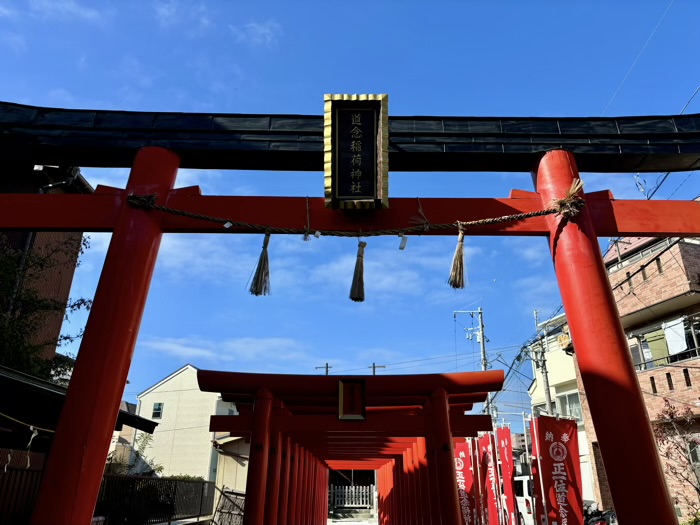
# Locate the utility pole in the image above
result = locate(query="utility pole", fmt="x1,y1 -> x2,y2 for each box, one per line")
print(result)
369,363 -> 385,375
454,307 -> 492,415
315,363 -> 332,375
534,310 -> 555,415
477,307 -> 492,416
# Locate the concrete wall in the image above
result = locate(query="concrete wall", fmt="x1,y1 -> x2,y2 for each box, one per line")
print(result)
137,366 -> 219,481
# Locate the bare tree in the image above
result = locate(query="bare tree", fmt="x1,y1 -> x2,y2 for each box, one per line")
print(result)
653,399 -> 700,518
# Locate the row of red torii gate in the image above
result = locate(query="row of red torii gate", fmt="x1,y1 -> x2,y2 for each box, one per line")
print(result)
2,100 -> 700,525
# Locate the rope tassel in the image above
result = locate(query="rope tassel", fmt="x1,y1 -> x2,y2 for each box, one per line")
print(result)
249,232 -> 271,296
350,240 -> 367,302
448,224 -> 467,289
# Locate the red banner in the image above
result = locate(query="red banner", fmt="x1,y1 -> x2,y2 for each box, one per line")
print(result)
454,441 -> 477,525
530,420 -> 545,525
470,438 -> 485,525
478,433 -> 503,525
496,427 -> 519,525
532,416 -> 584,525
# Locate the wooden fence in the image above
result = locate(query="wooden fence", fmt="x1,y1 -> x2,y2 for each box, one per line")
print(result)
329,484 -> 374,508
0,468 -> 42,524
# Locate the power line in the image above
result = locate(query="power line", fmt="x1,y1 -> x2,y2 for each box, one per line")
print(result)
601,0 -> 676,116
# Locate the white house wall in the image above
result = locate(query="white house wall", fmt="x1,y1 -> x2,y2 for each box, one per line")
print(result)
137,366 -> 219,481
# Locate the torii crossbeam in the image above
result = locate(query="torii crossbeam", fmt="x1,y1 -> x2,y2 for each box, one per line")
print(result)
2,102 -> 698,525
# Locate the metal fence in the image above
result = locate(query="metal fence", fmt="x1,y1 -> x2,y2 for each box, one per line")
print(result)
212,488 -> 245,525
329,484 -> 374,508
0,468 -> 43,524
95,475 -> 215,524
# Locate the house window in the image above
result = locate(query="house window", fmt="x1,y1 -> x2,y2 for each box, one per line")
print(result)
690,441 -> 700,465
684,368 -> 692,387
666,373 -> 674,391
556,392 -> 583,422
650,376 -> 657,394
152,402 -> 164,419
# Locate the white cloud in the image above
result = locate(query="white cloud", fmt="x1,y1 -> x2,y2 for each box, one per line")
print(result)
0,32 -> 26,55
580,172 -> 644,200
513,275 -> 561,315
29,0 -> 102,21
511,237 -> 550,267
141,335 -> 320,372
153,0 -> 178,27
0,5 -> 16,17
153,1 -> 211,35
230,19 -> 282,48
309,240 -> 482,301
118,55 -> 156,89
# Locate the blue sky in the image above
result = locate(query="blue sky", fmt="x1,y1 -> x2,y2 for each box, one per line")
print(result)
2,0 -> 698,429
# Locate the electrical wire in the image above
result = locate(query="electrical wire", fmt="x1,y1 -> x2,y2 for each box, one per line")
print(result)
601,0 -> 676,116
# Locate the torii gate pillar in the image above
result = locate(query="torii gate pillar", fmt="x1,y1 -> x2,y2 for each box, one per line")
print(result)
31,147 -> 180,525
536,150 -> 676,524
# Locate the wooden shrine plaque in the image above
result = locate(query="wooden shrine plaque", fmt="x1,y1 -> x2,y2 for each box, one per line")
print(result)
324,94 -> 389,209
338,379 -> 366,420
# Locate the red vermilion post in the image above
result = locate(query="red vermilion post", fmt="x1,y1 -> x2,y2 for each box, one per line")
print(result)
426,434 -> 442,525
265,427 -> 283,525
412,441 -> 423,525
278,437 -> 292,525
296,447 -> 307,525
288,443 -> 300,525
31,147 -> 180,525
243,388 -> 273,525
431,388 -> 461,525
535,150 -> 676,525
416,438 -> 432,525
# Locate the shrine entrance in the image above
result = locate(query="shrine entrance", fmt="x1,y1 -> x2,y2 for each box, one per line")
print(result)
198,370 -> 501,525
2,100 -> 700,525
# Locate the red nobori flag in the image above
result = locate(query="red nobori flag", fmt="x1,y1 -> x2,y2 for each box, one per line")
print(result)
496,427 -> 519,525
530,419 -> 545,525
470,438 -> 486,525
532,416 -> 584,525
454,442 -> 477,525
478,433 -> 503,525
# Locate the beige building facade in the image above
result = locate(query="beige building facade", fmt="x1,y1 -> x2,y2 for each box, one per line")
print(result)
136,364 -> 251,492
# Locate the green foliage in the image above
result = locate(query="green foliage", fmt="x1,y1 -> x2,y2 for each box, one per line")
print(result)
105,432 -> 164,476
682,513 -> 700,525
162,474 -> 206,481
0,233 -> 91,383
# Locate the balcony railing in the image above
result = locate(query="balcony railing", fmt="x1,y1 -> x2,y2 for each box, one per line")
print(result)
634,346 -> 700,372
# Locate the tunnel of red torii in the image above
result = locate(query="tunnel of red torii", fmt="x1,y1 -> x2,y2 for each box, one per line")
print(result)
2,101 -> 700,525
197,369 -> 503,525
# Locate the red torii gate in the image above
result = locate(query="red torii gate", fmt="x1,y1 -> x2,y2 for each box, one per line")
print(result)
0,129 -> 697,523
198,370 -> 502,525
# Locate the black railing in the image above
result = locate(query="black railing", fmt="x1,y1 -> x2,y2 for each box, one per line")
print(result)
0,468 -> 43,524
95,475 -> 215,524
634,347 -> 700,372
212,487 -> 245,525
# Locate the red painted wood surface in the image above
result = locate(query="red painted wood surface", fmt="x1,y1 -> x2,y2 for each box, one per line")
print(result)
30,148 -> 180,525
2,192 -> 699,237
536,150 -> 677,525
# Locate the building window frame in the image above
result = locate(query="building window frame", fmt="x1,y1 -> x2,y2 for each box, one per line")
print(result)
555,391 -> 583,423
152,402 -> 164,419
